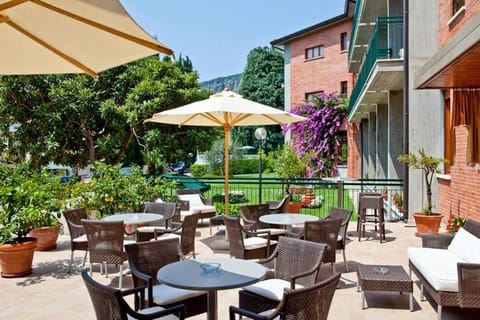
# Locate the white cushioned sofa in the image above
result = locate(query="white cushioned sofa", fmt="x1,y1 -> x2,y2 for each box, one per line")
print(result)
407,219 -> 480,319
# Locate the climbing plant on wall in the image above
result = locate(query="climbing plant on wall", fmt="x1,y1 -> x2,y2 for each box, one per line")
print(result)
285,92 -> 347,177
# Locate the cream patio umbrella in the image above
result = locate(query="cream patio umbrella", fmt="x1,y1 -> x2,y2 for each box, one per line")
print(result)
145,88 -> 308,215
0,0 -> 173,77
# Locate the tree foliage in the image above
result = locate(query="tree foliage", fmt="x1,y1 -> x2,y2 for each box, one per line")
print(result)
0,55 -> 221,169
286,92 -> 347,177
235,46 -> 285,152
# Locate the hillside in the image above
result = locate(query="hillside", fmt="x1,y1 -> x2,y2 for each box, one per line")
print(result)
201,73 -> 242,93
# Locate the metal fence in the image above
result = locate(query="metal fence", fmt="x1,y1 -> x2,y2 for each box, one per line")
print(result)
198,177 -> 404,221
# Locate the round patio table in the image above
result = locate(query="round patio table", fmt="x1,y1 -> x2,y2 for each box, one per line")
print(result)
102,213 -> 164,226
259,213 -> 319,226
157,257 -> 266,320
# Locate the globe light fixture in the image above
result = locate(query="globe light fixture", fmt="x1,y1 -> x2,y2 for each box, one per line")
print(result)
255,127 -> 267,203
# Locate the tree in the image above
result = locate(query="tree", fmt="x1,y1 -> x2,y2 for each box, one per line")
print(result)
0,56 -> 221,169
235,47 -> 285,152
286,92 -> 347,177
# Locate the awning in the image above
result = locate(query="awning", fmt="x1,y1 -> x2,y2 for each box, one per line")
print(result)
415,12 -> 480,89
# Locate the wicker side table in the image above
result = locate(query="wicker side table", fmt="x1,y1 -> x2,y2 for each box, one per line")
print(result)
357,264 -> 413,311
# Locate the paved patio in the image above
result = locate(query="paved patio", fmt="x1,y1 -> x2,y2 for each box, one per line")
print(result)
1,220 -> 477,319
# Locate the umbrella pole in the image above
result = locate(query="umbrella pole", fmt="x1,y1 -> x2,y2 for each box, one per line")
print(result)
224,125 -> 230,215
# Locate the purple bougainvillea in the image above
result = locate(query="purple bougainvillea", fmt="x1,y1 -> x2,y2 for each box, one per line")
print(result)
284,92 -> 347,177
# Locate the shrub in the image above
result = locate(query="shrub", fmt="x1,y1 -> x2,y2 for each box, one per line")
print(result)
190,164 -> 208,177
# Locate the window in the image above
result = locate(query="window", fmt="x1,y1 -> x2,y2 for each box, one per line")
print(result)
305,45 -> 324,60
453,0 -> 465,15
340,81 -> 348,96
305,91 -> 324,101
340,32 -> 348,51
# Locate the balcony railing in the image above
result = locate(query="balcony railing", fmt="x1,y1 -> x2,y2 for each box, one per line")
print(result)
348,0 -> 363,63
348,16 -> 403,116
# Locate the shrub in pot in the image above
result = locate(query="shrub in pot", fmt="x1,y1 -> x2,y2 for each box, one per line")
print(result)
398,148 -> 446,236
0,164 -> 69,259
0,164 -> 39,277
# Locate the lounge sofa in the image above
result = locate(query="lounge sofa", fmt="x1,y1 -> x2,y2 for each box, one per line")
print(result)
408,219 -> 480,319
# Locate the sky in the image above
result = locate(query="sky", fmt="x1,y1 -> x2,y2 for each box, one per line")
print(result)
120,0 -> 346,82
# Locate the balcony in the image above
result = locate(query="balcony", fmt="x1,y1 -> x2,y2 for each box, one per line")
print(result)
348,0 -> 388,73
348,16 -> 404,122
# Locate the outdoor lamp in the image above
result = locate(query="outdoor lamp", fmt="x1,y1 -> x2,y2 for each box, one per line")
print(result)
255,127 -> 267,203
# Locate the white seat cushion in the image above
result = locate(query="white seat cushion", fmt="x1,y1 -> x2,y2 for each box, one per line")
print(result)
123,239 -> 136,246
256,228 -> 286,236
73,234 -> 87,242
157,233 -> 181,241
127,306 -> 178,320
137,226 -> 167,233
150,283 -> 205,305
177,194 -> 204,207
244,237 -> 268,250
408,247 -> 466,292
243,278 -> 304,301
448,227 -> 480,263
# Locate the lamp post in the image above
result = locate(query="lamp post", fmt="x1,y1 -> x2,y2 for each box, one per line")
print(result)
255,127 -> 267,203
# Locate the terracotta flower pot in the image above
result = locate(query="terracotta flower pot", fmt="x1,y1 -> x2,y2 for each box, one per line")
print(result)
28,225 -> 60,251
287,202 -> 303,214
0,237 -> 37,278
413,212 -> 443,237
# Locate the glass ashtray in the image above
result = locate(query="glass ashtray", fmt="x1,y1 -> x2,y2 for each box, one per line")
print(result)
200,262 -> 221,273
373,266 -> 389,275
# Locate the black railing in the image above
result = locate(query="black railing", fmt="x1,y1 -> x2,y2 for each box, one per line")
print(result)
195,177 -> 403,221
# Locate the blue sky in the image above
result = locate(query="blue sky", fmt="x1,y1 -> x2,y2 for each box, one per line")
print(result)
121,1 -> 346,82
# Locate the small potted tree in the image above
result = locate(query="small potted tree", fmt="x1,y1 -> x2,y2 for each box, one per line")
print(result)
0,164 -> 39,277
398,148 -> 446,236
269,144 -> 306,213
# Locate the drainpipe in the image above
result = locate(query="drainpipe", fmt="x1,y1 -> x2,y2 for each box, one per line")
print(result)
402,0 -> 409,221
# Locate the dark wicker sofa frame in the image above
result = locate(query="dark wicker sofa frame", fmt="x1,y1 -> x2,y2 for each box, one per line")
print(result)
409,219 -> 480,319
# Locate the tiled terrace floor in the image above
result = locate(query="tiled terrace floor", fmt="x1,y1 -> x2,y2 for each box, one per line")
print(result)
1,220 -> 477,319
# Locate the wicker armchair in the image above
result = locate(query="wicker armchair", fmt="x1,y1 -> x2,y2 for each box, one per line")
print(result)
326,207 -> 353,271
153,210 -> 201,258
176,189 -> 216,222
63,208 -> 89,273
223,215 -> 276,260
238,236 -> 327,313
82,219 -> 133,289
230,272 -> 340,320
136,202 -> 179,242
81,270 -> 185,320
303,218 -> 343,274
267,193 -> 292,214
240,204 -> 286,239
124,238 -> 207,318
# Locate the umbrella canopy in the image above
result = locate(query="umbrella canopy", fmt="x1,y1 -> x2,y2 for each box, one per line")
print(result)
0,0 -> 173,77
145,89 -> 308,214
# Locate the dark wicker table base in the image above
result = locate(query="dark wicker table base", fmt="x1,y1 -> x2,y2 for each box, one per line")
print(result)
357,264 -> 413,311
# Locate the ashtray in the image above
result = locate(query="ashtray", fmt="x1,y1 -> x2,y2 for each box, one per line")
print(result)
373,266 -> 389,275
200,262 -> 221,273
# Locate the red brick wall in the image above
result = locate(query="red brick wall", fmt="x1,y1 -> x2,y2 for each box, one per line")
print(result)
438,125 -> 480,222
347,122 -> 360,178
439,0 -> 480,47
289,19 -> 353,106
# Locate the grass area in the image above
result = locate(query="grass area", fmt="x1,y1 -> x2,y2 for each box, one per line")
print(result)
202,173 -> 355,219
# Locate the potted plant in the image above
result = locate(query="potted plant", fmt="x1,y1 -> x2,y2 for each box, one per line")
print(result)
0,164 -> 39,277
268,144 -> 307,213
288,193 -> 304,213
398,148 -> 446,236
0,164 -> 68,255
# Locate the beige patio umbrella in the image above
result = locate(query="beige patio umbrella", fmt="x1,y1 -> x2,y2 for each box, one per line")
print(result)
145,88 -> 308,215
0,0 -> 173,77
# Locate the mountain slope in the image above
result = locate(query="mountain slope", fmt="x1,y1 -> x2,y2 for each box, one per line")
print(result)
201,73 -> 242,93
